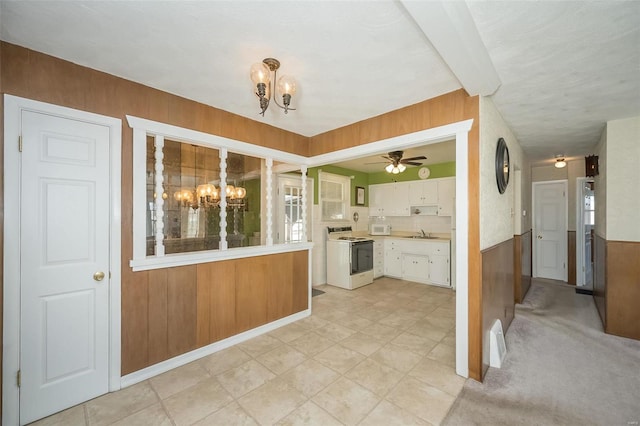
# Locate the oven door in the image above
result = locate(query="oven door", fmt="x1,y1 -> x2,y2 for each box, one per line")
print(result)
350,241 -> 373,275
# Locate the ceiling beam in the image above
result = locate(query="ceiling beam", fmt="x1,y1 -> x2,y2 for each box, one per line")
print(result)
400,0 -> 501,96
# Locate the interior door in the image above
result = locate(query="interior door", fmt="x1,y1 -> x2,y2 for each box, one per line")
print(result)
533,181 -> 567,281
20,111 -> 111,423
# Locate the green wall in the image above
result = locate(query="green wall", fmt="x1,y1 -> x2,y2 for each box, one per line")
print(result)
308,161 -> 456,206
368,161 -> 456,184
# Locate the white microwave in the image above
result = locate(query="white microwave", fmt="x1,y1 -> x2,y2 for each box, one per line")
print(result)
369,224 -> 391,235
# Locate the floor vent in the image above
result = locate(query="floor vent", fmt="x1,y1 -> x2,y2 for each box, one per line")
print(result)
489,319 -> 507,368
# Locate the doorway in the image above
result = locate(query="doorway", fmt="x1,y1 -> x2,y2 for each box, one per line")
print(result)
533,180 -> 568,281
576,178 -> 595,288
3,96 -> 122,425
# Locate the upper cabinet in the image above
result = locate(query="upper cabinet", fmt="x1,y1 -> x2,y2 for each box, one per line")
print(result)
437,178 -> 455,217
370,183 -> 410,216
369,177 -> 455,217
408,180 -> 438,206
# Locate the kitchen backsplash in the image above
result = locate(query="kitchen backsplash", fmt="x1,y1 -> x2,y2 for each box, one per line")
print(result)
368,212 -> 452,234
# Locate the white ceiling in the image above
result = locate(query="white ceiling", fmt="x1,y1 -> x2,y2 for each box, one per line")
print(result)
1,1 -> 639,168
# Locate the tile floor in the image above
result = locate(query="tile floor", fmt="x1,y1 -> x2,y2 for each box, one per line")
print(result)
32,277 -> 463,426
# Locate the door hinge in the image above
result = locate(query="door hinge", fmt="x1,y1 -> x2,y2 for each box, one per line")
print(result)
18,135 -> 23,152
17,370 -> 21,388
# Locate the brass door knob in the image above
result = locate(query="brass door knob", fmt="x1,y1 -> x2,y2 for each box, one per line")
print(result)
93,271 -> 105,281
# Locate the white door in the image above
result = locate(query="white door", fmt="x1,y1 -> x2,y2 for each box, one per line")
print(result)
533,181 -> 567,281
20,111 -> 111,423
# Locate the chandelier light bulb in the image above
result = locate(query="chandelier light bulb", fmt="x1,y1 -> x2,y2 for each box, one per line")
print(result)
250,62 -> 270,85
277,75 -> 297,96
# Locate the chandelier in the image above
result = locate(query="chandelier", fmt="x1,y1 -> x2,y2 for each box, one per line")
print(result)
172,183 -> 246,209
250,58 -> 297,116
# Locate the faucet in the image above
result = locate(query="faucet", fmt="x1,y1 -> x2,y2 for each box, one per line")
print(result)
420,229 -> 426,237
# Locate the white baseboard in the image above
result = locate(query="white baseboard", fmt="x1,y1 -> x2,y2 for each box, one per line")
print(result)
120,309 -> 311,388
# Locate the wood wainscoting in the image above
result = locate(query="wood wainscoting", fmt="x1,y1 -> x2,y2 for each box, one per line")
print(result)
123,250 -> 309,374
514,230 -> 532,303
593,234 -> 606,325
481,238 -> 515,377
605,241 -> 640,340
593,236 -> 640,340
568,231 -> 576,285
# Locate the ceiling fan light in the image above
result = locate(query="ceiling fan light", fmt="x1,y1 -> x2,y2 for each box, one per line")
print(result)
555,159 -> 566,168
385,163 -> 394,173
392,167 -> 401,174
398,164 -> 406,173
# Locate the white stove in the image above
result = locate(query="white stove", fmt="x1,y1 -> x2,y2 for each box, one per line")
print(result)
326,227 -> 374,290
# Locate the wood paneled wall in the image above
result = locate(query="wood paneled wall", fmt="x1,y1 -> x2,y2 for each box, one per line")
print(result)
309,89 -> 483,380
514,230 -> 532,303
567,231 -> 576,285
124,251 -> 308,373
593,234 -> 606,324
481,238 -> 515,377
605,241 -> 640,340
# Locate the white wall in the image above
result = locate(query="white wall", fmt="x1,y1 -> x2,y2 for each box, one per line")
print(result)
605,116 -> 640,242
479,96 -> 527,249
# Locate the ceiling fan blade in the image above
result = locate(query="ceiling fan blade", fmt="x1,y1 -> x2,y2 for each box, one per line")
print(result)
364,161 -> 389,165
402,156 -> 427,161
402,161 -> 423,166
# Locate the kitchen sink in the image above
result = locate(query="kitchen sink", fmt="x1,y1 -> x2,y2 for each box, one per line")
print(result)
404,235 -> 439,239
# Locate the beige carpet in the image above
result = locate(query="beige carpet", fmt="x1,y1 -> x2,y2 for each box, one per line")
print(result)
444,279 -> 640,425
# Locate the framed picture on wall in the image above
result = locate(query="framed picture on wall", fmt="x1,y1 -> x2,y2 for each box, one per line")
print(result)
356,186 -> 365,206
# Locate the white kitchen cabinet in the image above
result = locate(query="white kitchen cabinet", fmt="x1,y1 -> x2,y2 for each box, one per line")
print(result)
384,239 -> 402,278
408,180 -> 438,206
428,255 -> 450,286
402,253 -> 429,284
382,237 -> 451,287
369,184 -> 386,216
369,183 -> 410,216
373,239 -> 384,278
437,177 -> 455,217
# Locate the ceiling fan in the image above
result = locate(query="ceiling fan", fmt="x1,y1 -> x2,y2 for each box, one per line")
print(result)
367,150 -> 427,174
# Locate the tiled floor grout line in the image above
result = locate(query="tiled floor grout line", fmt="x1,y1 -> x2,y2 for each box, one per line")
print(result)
33,279 -> 457,426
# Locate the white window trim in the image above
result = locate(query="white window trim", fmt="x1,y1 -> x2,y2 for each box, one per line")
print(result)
127,116 -> 311,271
318,171 -> 351,222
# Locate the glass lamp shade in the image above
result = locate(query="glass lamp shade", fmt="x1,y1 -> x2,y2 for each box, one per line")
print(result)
385,164 -> 394,173
174,189 -> 193,203
235,187 -> 247,199
398,164 -> 406,173
196,183 -> 215,198
555,159 -> 567,168
277,75 -> 297,96
250,62 -> 271,85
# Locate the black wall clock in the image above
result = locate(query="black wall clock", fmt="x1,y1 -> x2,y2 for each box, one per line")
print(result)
495,137 -> 510,194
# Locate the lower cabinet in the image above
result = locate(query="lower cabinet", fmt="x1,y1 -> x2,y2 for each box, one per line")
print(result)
384,240 -> 402,278
428,255 -> 450,286
402,253 -> 429,284
382,238 -> 451,287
